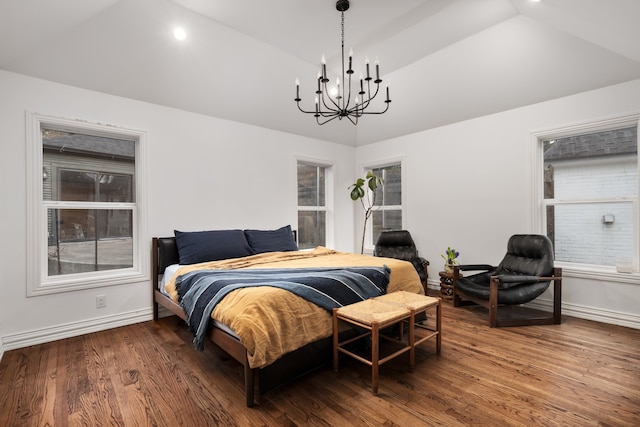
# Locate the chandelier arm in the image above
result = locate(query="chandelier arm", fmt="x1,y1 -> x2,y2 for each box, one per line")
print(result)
319,99 -> 339,116
296,102 -> 320,114
345,70 -> 353,110
320,81 -> 342,112
344,113 -> 358,125
354,101 -> 390,115
316,114 -> 342,125
297,99 -> 352,117
357,81 -> 382,111
346,90 -> 389,115
357,97 -> 373,111
321,95 -> 340,113
316,97 -> 340,118
365,80 -> 381,102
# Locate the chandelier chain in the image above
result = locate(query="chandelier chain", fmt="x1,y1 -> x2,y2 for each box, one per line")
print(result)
340,11 -> 345,110
341,11 -> 345,47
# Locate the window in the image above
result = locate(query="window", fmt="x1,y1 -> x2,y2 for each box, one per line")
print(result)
27,113 -> 147,295
369,162 -> 403,247
535,116 -> 639,278
297,161 -> 330,249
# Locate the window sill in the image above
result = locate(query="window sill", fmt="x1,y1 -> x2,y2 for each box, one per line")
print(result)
557,263 -> 640,285
28,270 -> 148,297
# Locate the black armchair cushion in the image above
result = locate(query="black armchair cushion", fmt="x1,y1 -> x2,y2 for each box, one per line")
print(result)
374,230 -> 418,259
374,230 -> 428,284
497,234 -> 554,277
455,234 -> 555,305
495,275 -> 543,287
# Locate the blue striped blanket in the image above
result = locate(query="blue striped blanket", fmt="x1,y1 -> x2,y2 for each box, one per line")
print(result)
175,266 -> 391,350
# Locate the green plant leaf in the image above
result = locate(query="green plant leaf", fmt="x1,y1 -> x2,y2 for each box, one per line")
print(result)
350,187 -> 364,200
349,172 -> 382,201
368,177 -> 379,191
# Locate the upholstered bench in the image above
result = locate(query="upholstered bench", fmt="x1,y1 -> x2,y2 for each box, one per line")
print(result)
332,292 -> 442,395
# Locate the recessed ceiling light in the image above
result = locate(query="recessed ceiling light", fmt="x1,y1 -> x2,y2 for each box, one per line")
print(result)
173,27 -> 187,41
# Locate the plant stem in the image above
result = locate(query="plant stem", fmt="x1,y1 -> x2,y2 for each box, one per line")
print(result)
361,207 -> 372,254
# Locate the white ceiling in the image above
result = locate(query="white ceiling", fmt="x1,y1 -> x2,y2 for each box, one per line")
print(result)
1,0 -> 639,146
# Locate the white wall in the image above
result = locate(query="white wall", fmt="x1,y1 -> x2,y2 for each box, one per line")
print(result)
356,79 -> 640,329
0,70 -> 356,357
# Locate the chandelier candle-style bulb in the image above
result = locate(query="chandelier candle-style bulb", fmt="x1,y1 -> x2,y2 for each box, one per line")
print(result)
321,55 -> 328,82
316,70 -> 322,94
294,0 -> 390,125
365,56 -> 370,80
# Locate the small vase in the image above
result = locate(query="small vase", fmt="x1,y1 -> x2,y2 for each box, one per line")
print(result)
445,263 -> 455,274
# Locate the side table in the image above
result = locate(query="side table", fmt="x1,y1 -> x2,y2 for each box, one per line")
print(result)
439,270 -> 461,300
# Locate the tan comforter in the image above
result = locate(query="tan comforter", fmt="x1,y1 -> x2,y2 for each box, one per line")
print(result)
164,246 -> 423,368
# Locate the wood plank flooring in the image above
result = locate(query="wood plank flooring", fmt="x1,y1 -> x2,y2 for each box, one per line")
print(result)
1,301 -> 639,426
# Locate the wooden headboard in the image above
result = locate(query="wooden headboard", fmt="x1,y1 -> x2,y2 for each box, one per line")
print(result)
152,237 -> 179,275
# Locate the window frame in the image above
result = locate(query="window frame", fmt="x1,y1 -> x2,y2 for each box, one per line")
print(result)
531,113 -> 640,284
296,157 -> 335,249
362,159 -> 405,252
26,112 -> 148,296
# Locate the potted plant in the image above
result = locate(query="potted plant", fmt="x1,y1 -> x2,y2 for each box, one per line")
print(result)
441,247 -> 460,273
349,171 -> 383,254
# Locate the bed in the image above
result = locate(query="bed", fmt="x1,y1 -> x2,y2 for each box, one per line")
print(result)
151,226 -> 424,406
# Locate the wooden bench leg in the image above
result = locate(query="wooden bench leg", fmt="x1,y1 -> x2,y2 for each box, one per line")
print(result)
332,308 -> 339,373
372,322 -> 379,395
436,298 -> 442,354
409,309 -> 415,372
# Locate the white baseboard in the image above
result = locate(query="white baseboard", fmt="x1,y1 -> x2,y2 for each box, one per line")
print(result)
0,308 -> 154,360
526,298 -> 640,329
428,281 -> 640,329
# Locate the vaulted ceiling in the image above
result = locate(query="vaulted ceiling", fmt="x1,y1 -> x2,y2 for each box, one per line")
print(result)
2,0 -> 639,146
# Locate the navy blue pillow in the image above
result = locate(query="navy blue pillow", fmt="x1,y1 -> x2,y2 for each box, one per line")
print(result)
174,229 -> 255,265
244,225 -> 298,254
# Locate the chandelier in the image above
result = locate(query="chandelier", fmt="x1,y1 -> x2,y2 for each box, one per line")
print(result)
295,0 -> 391,125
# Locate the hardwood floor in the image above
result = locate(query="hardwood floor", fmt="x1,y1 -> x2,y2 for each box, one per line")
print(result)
1,301 -> 639,426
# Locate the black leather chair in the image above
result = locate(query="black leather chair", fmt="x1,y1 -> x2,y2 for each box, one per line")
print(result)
374,230 -> 429,292
452,234 -> 562,327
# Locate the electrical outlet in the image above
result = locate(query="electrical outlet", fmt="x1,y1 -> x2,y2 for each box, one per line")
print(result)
96,294 -> 107,308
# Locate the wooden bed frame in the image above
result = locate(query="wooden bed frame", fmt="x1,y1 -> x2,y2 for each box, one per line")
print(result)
151,236 -> 333,407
